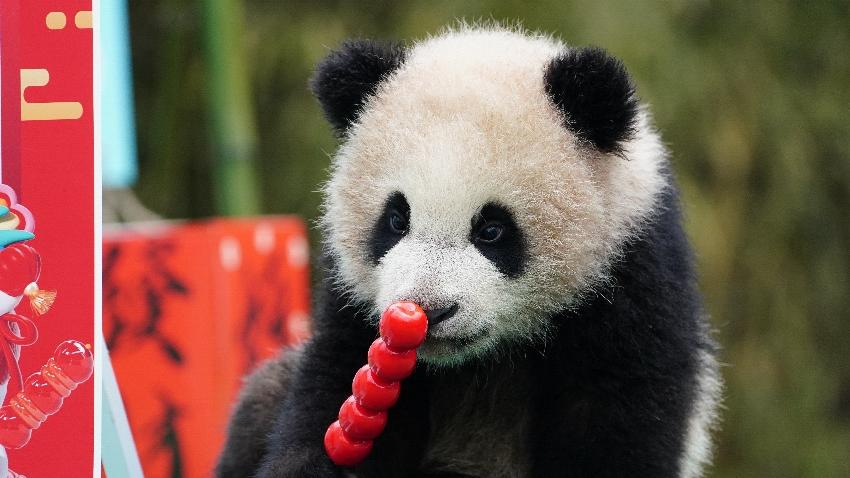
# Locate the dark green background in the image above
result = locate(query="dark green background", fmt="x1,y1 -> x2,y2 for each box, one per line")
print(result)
126,1 -> 850,476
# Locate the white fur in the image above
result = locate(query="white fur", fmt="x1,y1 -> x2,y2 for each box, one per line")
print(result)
679,350 -> 723,478
322,26 -> 667,363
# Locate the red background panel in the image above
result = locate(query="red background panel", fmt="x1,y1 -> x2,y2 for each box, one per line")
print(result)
104,218 -> 310,477
1,1 -> 96,476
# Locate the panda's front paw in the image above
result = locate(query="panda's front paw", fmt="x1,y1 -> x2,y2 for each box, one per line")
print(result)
256,449 -> 347,478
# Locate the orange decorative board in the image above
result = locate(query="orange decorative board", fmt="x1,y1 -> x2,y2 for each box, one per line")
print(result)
103,218 -> 310,477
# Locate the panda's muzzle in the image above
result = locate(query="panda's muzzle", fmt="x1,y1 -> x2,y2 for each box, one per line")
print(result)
424,303 -> 459,326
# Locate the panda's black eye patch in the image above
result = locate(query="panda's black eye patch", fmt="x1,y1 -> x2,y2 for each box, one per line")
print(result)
470,203 -> 527,278
368,192 -> 410,264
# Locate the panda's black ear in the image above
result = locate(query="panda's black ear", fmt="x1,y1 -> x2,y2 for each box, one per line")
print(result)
310,40 -> 406,133
544,47 -> 639,154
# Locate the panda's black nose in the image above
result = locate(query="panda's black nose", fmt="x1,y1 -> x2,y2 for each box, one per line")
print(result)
424,303 -> 459,326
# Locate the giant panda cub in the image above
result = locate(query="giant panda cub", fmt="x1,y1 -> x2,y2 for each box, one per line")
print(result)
217,26 -> 721,478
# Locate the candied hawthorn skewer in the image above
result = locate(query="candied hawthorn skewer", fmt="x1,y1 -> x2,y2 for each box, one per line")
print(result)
0,340 -> 94,449
324,302 -> 427,467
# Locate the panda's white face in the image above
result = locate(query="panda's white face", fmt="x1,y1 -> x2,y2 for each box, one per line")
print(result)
320,28 -> 666,366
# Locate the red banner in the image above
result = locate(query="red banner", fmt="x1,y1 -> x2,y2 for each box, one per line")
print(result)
0,1 -> 97,476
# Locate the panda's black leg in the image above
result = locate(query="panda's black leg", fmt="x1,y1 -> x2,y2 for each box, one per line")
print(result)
353,368 -> 431,478
253,325 -> 431,478
254,314 -> 376,477
531,379 -> 694,478
216,348 -> 302,477
528,324 -> 698,478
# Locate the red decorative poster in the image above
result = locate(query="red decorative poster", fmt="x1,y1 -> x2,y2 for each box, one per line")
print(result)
0,1 -> 97,477
104,218 -> 310,477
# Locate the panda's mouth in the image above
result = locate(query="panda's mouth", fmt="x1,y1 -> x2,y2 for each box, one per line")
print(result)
419,328 -> 491,363
424,326 -> 489,349
423,303 -> 460,326
427,329 -> 487,344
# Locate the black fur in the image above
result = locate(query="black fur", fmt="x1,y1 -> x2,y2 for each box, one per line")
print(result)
218,181 -> 715,478
528,180 -> 712,476
215,349 -> 301,476
544,47 -> 639,154
310,40 -> 406,133
469,203 -> 527,278
369,192 -> 410,264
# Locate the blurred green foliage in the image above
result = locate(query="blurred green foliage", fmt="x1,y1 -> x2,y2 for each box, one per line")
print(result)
128,1 -> 850,476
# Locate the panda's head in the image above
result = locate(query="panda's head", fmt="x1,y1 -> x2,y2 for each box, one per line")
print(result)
314,26 -> 666,366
